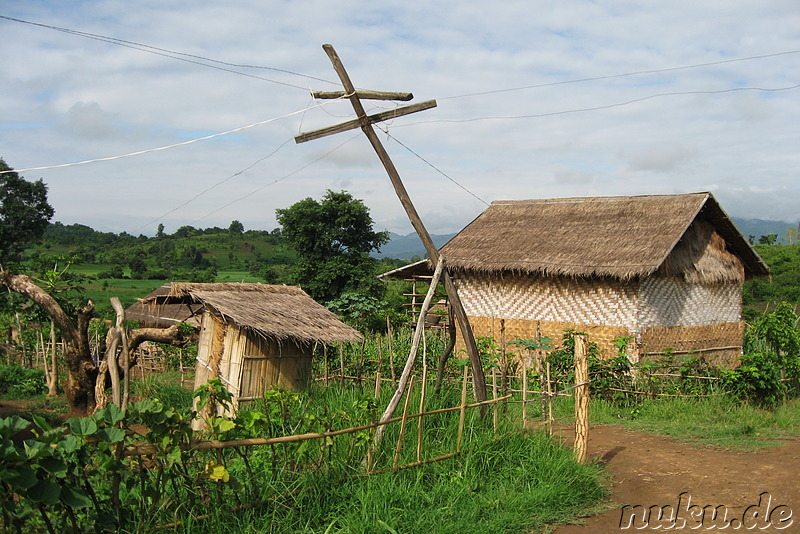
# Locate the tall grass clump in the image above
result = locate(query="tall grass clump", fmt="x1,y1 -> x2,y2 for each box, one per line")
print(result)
130,370 -> 194,410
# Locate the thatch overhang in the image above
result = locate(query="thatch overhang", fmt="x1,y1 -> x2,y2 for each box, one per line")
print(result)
379,193 -> 768,283
125,284 -> 203,329
145,283 -> 362,346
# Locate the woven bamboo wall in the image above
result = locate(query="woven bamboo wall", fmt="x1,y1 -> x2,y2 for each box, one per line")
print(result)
456,272 -> 640,329
638,277 -> 742,327
449,272 -> 744,365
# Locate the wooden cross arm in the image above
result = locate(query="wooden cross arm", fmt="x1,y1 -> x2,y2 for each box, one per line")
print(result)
295,99 -> 437,144
312,90 -> 414,101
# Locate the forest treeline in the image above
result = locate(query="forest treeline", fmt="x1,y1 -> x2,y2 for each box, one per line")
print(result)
32,220 -> 800,308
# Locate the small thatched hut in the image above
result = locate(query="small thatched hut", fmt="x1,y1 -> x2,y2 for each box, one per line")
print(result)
147,283 -> 362,410
382,192 -> 767,366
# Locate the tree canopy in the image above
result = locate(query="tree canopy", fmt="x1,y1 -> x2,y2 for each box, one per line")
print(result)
0,158 -> 54,265
276,190 -> 389,302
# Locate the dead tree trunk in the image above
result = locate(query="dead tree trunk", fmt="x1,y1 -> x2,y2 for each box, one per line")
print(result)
1,270 -> 189,416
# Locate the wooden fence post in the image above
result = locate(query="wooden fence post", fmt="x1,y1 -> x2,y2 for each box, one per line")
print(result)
574,334 -> 590,463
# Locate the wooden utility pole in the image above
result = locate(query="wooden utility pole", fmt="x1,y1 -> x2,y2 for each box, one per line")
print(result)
295,44 -> 486,403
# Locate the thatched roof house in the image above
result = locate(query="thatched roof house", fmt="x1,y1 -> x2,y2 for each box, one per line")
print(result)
383,192 -> 767,366
146,283 -> 362,412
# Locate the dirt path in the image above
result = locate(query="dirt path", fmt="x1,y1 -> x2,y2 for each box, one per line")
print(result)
550,425 -> 800,533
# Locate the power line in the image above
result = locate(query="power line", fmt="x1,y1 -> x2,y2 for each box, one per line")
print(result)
439,50 -> 800,100
191,133 -> 362,225
381,129 -> 489,206
405,83 -> 800,126
1,99 -> 346,174
133,138 -> 294,233
0,15 -> 339,90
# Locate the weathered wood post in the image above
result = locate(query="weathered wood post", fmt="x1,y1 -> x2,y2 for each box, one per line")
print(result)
574,334 -> 590,463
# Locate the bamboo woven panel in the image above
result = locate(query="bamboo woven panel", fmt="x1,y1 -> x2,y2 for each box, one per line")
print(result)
456,273 -> 639,329
454,316 -> 631,361
638,277 -> 742,327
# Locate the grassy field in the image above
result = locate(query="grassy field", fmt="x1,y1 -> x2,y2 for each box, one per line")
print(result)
538,394 -> 800,450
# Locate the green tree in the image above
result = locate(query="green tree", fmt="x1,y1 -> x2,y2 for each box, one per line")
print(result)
275,190 -> 389,303
759,234 -> 778,245
0,158 -> 55,264
228,220 -> 244,234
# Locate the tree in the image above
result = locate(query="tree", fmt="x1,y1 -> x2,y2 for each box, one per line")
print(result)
228,220 -> 244,234
759,234 -> 778,245
276,190 -> 389,303
0,158 -> 55,265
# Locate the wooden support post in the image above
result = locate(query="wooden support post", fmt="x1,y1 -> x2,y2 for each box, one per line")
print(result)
416,365 -> 427,462
491,367 -> 498,435
374,370 -> 382,399
546,360 -> 553,436
522,355 -> 528,426
297,44 -> 486,405
394,375 -> 416,467
371,257 -> 444,450
574,334 -> 590,464
457,366 -> 468,452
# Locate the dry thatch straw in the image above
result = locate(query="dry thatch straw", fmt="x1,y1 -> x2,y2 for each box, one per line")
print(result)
125,284 -> 202,329
436,192 -> 767,282
145,283 -> 362,346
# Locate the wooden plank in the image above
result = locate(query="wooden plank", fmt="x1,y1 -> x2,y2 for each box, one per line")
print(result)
294,100 -> 437,144
312,90 -> 413,101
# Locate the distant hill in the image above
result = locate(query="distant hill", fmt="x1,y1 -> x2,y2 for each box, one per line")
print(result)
731,218 -> 792,244
373,232 -> 456,260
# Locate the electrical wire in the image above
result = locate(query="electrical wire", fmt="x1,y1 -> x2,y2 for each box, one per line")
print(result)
191,133 -> 361,225
380,128 -> 489,206
403,83 -> 800,126
0,99 -> 347,174
133,138 -> 294,233
0,15 -> 339,89
438,50 -> 800,100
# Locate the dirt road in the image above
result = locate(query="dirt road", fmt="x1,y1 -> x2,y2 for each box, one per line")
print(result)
550,425 -> 800,533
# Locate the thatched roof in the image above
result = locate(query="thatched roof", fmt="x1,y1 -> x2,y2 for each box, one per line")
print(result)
147,283 -> 362,345
382,193 -> 768,283
125,284 -> 202,329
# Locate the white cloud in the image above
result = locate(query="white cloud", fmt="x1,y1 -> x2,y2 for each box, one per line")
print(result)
1,0 -> 799,237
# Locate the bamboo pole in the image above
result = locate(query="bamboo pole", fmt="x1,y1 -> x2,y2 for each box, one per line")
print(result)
416,365 -> 427,462
500,318 -> 508,397
125,393 -> 512,457
323,344 -> 328,385
339,343 -> 345,385
394,375 -> 415,467
574,334 -> 589,464
457,366 -> 469,452
522,356 -> 528,425
371,257 -> 444,449
546,359 -> 553,436
374,370 -> 382,399
491,367 -> 498,435
386,319 -> 396,383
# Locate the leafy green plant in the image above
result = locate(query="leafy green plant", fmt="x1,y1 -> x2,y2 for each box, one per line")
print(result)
722,352 -> 786,408
0,364 -> 45,398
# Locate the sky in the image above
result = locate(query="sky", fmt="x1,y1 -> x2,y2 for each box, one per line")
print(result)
1,1 -> 799,237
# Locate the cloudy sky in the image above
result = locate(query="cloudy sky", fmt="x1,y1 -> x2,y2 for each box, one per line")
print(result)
2,1 -> 799,236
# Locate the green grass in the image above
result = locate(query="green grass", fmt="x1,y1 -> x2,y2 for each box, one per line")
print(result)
584,395 -> 800,450
120,380 -> 607,534
130,370 -> 194,409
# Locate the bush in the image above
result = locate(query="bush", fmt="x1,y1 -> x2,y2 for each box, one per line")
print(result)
721,352 -> 785,408
0,365 -> 45,398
